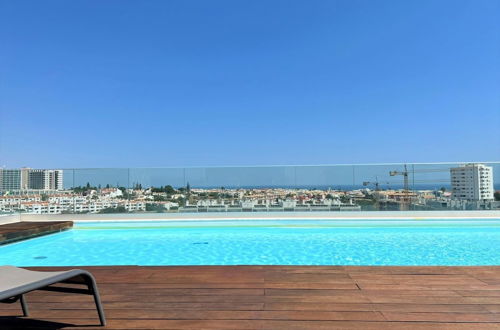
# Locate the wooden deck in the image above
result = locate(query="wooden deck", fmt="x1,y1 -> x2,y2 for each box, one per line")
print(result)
0,221 -> 73,245
1,266 -> 500,329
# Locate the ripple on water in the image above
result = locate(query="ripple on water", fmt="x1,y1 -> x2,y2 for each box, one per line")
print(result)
0,224 -> 498,266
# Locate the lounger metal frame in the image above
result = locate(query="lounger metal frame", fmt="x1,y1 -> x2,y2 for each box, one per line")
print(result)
0,268 -> 106,326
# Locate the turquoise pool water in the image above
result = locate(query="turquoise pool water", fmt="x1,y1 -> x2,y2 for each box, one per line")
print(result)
1,219 -> 499,266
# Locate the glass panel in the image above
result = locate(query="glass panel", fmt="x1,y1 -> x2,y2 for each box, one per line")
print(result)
70,168 -> 130,214
353,164 -> 407,190
73,168 -> 130,189
129,168 -> 186,189
2,162 -> 497,216
197,166 -> 295,189
294,165 -> 353,189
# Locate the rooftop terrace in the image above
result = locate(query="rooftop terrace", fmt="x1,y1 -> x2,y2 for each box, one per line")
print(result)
1,265 -> 500,329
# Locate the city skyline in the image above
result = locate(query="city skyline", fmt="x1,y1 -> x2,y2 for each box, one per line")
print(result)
1,163 -> 498,214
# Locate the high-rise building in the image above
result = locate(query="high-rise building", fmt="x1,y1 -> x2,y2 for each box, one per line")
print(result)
20,168 -> 29,189
0,169 -> 21,190
27,169 -> 63,190
44,169 -> 64,190
0,168 -> 63,191
28,169 -> 45,189
450,164 -> 494,201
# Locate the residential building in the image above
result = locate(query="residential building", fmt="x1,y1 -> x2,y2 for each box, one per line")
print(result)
28,169 -> 64,190
0,168 -> 29,190
0,168 -> 63,191
450,164 -> 494,201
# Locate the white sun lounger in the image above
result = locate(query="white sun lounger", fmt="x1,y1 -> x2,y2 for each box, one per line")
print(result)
0,265 -> 106,326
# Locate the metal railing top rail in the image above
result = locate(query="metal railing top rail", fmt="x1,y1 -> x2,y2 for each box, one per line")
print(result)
2,161 -> 500,171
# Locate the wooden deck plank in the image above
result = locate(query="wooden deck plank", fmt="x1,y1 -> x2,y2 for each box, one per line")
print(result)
264,302 -> 491,313
2,319 -> 497,330
0,266 -> 499,329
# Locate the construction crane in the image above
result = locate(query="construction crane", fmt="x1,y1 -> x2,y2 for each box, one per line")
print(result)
363,176 -> 389,191
377,165 -> 453,210
389,165 -> 410,192
388,165 -> 451,190
389,164 -> 411,210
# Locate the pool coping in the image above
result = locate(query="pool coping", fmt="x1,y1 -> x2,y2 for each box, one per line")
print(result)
0,221 -> 73,245
2,210 -> 500,224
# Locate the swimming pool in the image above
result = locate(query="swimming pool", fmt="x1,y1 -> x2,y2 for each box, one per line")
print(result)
1,219 -> 499,266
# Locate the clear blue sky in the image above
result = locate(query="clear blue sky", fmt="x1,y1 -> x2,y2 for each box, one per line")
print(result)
1,0 -> 499,169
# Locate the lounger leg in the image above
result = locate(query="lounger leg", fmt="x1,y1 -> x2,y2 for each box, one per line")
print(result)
84,275 -> 106,326
20,295 -> 29,317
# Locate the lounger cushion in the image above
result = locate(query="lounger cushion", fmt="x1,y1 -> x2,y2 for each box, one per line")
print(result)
0,266 -> 82,300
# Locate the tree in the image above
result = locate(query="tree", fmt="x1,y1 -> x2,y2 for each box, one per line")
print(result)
165,185 -> 175,194
340,195 -> 350,203
495,191 -> 500,201
99,206 -> 127,214
151,185 -> 176,194
440,187 -> 446,193
72,184 -> 97,194
176,197 -> 186,207
146,203 -> 165,212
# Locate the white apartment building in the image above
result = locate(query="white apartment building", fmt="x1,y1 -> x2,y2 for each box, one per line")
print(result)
0,195 -> 146,214
21,202 -> 65,214
450,164 -> 494,201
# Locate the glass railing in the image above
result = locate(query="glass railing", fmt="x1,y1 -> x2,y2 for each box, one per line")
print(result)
1,162 -> 499,216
